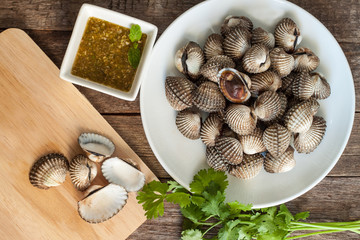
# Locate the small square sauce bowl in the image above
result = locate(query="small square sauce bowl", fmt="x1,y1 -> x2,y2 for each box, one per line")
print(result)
60,4 -> 158,101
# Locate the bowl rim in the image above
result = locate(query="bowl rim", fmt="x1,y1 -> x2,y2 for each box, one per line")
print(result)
140,0 -> 355,208
60,3 -> 158,101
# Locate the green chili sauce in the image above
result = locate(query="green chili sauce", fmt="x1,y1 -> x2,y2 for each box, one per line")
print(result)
71,17 -> 147,92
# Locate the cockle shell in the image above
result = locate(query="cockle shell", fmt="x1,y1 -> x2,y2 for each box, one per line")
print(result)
223,27 -> 252,60
228,153 -> 264,180
165,76 -> 196,111
176,108 -> 202,140
225,104 -> 257,135
193,81 -> 226,112
204,33 -> 224,60
294,116 -> 327,153
214,136 -> 243,165
293,47 -> 320,72
29,153 -> 69,190
218,68 -> 251,103
242,44 -> 271,74
311,73 -> 331,100
221,124 -> 238,138
238,127 -> 266,155
263,123 -> 291,158
274,18 -> 302,53
274,91 -> 288,122
250,70 -> 282,95
264,146 -> 295,173
69,154 -> 97,191
200,113 -> 223,146
254,91 -> 282,121
200,55 -> 235,83
269,47 -> 295,78
77,184 -> 128,223
284,98 -> 320,133
78,133 -> 115,163
175,41 -> 205,79
281,72 -> 296,96
251,27 -> 275,49
292,71 -> 317,100
220,15 -> 253,36
206,147 -> 230,172
101,157 -> 145,192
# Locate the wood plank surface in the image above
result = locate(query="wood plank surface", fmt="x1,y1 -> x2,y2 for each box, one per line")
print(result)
0,28 -> 156,240
0,0 -> 359,239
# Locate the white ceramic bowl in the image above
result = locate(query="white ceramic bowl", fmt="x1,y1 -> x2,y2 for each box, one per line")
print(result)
60,4 -> 158,101
140,0 -> 355,208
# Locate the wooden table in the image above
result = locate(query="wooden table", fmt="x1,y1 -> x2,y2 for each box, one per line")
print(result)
1,0 -> 359,239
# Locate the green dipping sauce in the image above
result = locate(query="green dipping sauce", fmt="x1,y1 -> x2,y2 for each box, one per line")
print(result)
71,17 -> 147,92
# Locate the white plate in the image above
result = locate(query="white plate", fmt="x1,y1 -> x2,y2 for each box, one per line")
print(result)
140,0 -> 355,208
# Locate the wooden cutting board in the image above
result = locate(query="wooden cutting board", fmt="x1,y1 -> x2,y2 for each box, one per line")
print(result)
0,28 -> 156,240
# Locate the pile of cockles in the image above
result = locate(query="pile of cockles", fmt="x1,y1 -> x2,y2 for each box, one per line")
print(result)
29,133 -> 145,223
165,16 -> 331,180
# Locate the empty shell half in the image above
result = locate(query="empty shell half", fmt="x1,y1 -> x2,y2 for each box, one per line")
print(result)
29,153 -> 69,190
218,68 -> 251,103
77,184 -> 128,223
264,146 -> 296,173
69,154 -> 97,191
165,76 -> 196,111
274,18 -> 302,53
175,41 -> 205,79
79,133 -> 115,163
101,157 -> 145,192
228,153 -> 264,180
294,116 -> 327,153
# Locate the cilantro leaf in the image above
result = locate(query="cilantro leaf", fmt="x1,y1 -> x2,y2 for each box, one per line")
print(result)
136,180 -> 168,219
128,45 -> 141,69
201,191 -> 229,220
166,192 -> 191,208
277,204 -> 294,225
218,220 -> 242,240
191,195 -> 205,206
129,24 -> 142,42
181,229 -> 203,240
190,169 -> 228,195
168,180 -> 186,192
227,201 -> 253,216
256,229 -> 289,240
294,211 -> 310,221
181,203 -> 206,225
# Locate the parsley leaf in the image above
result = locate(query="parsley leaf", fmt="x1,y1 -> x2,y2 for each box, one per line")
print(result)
136,180 -> 168,219
181,229 -> 203,240
129,24 -> 142,42
128,45 -> 141,69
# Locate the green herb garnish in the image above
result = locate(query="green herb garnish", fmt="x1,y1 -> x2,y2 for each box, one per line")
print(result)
128,24 -> 142,69
137,168 -> 360,239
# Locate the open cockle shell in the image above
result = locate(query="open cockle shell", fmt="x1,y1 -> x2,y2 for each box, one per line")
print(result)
218,68 -> 251,103
264,146 -> 296,173
242,44 -> 271,74
29,153 -> 69,190
228,153 -> 264,180
165,76 -> 196,111
77,184 -> 128,224
175,41 -> 205,79
101,157 -> 145,192
274,18 -> 302,53
294,116 -> 327,153
78,133 -> 115,163
69,154 -> 97,191
220,15 -> 253,36
176,108 -> 202,140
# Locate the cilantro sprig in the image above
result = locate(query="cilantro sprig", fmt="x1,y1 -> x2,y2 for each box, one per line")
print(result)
137,168 -> 360,239
128,24 -> 142,69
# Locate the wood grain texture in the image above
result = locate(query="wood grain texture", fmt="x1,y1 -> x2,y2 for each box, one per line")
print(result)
0,28 -> 156,240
